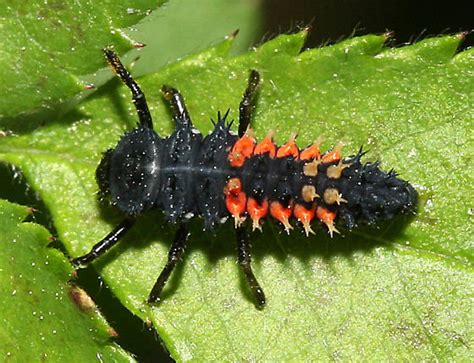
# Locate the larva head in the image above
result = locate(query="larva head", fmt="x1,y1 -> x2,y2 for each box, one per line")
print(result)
96,126 -> 162,216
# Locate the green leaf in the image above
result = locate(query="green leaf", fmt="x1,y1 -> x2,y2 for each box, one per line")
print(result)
0,200 -> 132,361
0,0 -> 163,124
0,0 -> 261,131
0,32 -> 472,360
123,0 -> 262,77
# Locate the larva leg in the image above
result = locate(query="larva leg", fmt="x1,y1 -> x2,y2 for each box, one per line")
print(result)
236,226 -> 266,307
238,70 -> 260,137
147,224 -> 189,303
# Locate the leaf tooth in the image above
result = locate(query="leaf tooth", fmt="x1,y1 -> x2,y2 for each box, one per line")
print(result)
378,35 -> 463,63
256,29 -> 308,57
109,27 -> 144,50
299,34 -> 386,61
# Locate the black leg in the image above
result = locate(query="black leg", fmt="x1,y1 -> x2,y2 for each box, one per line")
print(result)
71,218 -> 135,267
238,70 -> 260,137
236,226 -> 266,308
103,49 -> 153,129
147,224 -> 189,303
161,85 -> 192,128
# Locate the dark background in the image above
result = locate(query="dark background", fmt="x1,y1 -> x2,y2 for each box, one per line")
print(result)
262,0 -> 473,49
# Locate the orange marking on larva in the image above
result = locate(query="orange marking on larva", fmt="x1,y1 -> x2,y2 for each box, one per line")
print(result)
321,142 -> 343,164
225,178 -> 247,227
270,201 -> 293,233
254,131 -> 276,157
228,152 -> 244,168
316,206 -> 340,237
224,177 -> 242,194
276,132 -> 299,158
300,138 -> 322,161
247,198 -> 269,231
293,204 -> 316,236
226,193 -> 247,227
316,206 -> 336,223
228,130 -> 256,167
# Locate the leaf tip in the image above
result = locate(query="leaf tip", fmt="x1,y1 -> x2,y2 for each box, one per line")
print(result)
383,30 -> 395,42
303,24 -> 313,35
455,29 -> 474,51
133,42 -> 146,49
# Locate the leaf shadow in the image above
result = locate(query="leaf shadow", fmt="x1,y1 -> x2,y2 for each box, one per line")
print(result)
91,195 -> 417,304
0,80 -> 133,135
0,105 -> 86,135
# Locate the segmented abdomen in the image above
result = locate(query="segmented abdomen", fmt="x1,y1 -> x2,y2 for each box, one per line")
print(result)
223,128 -> 417,236
155,116 -> 417,235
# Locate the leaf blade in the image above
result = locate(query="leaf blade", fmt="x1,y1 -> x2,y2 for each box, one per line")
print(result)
0,200 -> 133,361
0,32 -> 472,360
0,0 -> 163,122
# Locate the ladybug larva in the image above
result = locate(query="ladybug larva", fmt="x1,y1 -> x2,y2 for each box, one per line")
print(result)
72,49 -> 417,308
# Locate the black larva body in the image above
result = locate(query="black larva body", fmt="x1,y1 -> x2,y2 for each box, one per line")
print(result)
98,118 -> 416,230
73,49 -> 417,308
